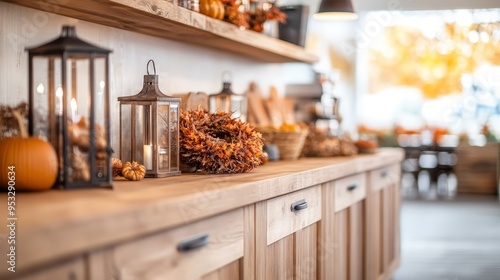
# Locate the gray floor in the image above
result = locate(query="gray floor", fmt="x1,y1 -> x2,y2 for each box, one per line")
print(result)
393,195 -> 500,280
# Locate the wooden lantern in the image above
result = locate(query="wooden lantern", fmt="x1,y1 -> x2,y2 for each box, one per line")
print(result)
209,71 -> 247,122
118,60 -> 181,178
27,25 -> 112,189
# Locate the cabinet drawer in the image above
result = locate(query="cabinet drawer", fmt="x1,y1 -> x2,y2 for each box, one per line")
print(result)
266,185 -> 321,245
110,208 -> 244,280
369,164 -> 400,193
334,173 -> 366,212
15,258 -> 85,280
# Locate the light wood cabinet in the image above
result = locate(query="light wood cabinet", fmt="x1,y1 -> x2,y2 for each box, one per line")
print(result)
91,207 -> 252,280
255,185 -> 322,280
365,164 -> 401,280
13,258 -> 86,280
319,173 -> 367,280
1,150 -> 404,280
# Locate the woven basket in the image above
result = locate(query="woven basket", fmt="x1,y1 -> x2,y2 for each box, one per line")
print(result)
260,129 -> 308,160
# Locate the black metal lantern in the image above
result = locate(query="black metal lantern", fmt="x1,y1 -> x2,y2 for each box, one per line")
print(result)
209,71 -> 247,122
27,25 -> 112,189
118,60 -> 181,178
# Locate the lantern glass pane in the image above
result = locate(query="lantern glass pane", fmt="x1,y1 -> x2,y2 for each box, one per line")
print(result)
120,103 -> 132,162
31,55 -> 65,180
170,104 -> 179,170
231,94 -> 247,122
32,56 -> 50,139
93,57 -> 108,180
66,57 -> 91,184
93,57 -> 106,128
209,94 -> 231,113
138,104 -> 152,170
157,103 -> 170,171
66,58 -> 89,122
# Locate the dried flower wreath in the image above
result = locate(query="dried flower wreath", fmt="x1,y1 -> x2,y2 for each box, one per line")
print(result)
179,108 -> 264,174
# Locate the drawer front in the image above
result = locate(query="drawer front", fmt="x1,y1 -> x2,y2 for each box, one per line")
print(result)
15,258 -> 85,280
111,208 -> 244,280
266,185 -> 321,245
369,164 -> 400,193
334,173 -> 366,212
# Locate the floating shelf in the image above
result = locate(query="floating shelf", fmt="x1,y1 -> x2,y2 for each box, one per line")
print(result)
3,0 -> 319,63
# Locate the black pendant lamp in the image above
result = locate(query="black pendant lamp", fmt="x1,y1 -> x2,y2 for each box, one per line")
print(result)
314,0 -> 358,20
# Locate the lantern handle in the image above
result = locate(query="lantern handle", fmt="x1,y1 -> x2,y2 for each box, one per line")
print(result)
147,59 -> 157,75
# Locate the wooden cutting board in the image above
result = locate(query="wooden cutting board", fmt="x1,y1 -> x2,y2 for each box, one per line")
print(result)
266,86 -> 284,127
173,92 -> 209,111
246,82 -> 271,127
283,97 -> 295,124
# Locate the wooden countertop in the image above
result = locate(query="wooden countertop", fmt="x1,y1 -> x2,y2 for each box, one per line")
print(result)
0,148 -> 403,275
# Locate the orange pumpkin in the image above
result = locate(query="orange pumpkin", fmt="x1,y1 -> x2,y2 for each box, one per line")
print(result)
0,110 -> 58,191
216,0 -> 225,20
121,161 -> 146,181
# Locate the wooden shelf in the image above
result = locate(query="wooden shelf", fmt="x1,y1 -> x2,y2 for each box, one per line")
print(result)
3,0 -> 319,63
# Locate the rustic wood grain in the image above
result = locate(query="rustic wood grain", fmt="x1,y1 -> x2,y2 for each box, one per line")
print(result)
87,250 -> 113,280
349,201 -> 365,280
366,191 -> 383,280
334,173 -> 367,213
333,210 -> 349,280
392,166 -> 402,277
366,164 -> 401,280
257,187 -> 321,280
242,204 -> 255,280
266,185 -> 321,245
295,224 -> 318,280
0,0 -> 318,63
369,165 -> 400,193
255,200 -> 267,280
318,181 -> 336,279
202,260 -> 240,280
13,257 -> 86,280
266,235 -> 295,280
108,208 -> 244,279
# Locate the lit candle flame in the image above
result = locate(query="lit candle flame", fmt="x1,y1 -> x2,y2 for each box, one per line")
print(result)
70,98 -> 78,123
70,98 -> 77,112
55,86 -> 63,116
98,80 -> 105,96
37,83 -> 44,94
56,87 -> 63,97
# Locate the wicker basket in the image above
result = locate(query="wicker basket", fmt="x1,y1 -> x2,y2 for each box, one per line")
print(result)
260,129 -> 308,160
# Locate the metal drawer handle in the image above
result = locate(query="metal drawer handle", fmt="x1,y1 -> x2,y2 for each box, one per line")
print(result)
347,184 -> 358,191
291,199 -> 308,212
381,171 -> 388,178
177,233 -> 209,252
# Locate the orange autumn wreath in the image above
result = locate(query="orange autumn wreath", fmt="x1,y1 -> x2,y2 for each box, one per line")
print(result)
179,108 -> 264,174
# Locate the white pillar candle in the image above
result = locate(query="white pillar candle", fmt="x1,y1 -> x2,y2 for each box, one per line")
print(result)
70,98 -> 78,123
55,86 -> 63,116
37,83 -> 45,94
143,144 -> 153,170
